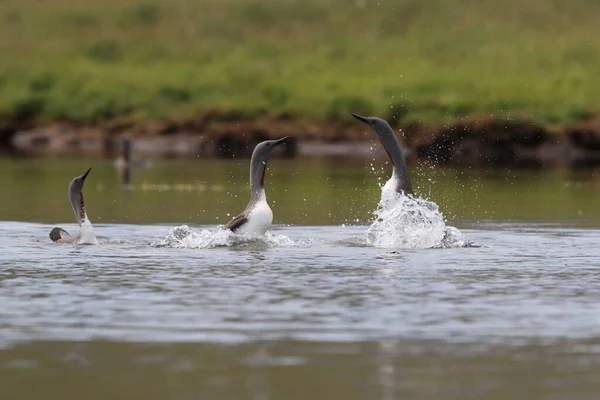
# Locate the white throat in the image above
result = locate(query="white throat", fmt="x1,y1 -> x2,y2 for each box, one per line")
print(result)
380,168 -> 402,210
78,214 -> 98,244
237,190 -> 273,235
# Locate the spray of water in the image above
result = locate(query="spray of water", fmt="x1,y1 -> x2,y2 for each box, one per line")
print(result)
366,191 -> 471,249
153,225 -> 307,249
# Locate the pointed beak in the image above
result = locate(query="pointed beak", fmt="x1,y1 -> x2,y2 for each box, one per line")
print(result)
351,113 -> 369,124
81,167 -> 92,182
273,137 -> 290,147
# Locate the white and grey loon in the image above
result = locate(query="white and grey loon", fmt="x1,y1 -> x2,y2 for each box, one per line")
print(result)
224,138 -> 289,235
49,167 -> 98,245
352,113 -> 413,197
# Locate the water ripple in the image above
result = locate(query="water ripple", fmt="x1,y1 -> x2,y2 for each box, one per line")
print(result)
0,221 -> 599,349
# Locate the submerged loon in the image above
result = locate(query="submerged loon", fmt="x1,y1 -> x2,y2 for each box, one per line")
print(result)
352,113 -> 413,197
225,137 -> 289,235
49,167 -> 98,245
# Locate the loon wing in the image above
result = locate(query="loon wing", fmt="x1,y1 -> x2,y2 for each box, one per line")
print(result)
225,213 -> 249,232
49,227 -> 77,244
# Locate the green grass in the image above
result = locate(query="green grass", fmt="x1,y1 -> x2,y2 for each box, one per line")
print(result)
1,0 -> 599,125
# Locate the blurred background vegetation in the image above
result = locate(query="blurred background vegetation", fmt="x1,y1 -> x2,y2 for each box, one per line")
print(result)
0,0 -> 598,126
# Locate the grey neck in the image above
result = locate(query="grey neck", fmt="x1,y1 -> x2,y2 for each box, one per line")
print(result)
378,128 -> 413,195
70,191 -> 84,225
249,154 -> 267,204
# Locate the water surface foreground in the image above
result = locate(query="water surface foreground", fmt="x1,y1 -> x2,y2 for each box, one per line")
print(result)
1,158 -> 599,399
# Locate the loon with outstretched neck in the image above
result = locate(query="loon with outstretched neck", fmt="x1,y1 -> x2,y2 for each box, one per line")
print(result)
225,137 -> 289,235
49,167 -> 98,245
352,113 -> 414,196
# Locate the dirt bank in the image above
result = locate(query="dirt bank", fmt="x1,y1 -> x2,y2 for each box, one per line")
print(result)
3,113 -> 600,167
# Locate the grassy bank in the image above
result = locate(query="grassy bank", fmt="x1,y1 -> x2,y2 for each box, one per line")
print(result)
1,0 -> 599,126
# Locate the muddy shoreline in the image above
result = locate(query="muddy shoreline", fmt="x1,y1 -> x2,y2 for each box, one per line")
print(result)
2,114 -> 600,167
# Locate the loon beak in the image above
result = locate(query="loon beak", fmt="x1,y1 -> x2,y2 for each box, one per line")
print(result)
351,113 -> 369,124
273,137 -> 290,147
81,167 -> 92,182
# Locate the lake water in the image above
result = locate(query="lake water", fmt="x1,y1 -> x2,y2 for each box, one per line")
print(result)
1,157 -> 600,399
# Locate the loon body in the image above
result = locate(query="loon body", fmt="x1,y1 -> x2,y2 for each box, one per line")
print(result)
49,168 -> 98,245
225,138 -> 288,235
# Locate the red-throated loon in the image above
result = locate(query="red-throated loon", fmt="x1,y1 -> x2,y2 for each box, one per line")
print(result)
352,114 -> 413,198
224,137 -> 289,235
49,167 -> 98,245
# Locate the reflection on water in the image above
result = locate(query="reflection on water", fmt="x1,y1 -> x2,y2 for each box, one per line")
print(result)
2,339 -> 600,400
1,157 -> 600,225
2,157 -> 600,399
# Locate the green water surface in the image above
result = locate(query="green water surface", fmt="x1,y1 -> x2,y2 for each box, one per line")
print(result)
1,156 -> 599,226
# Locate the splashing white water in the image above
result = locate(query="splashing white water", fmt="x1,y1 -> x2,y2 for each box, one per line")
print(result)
153,225 -> 303,249
366,192 -> 470,249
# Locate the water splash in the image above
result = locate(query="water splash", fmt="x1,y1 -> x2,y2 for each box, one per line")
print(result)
153,225 -> 306,249
366,192 -> 472,249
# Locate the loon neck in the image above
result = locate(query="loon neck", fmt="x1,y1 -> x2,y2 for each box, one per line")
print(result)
248,188 -> 267,210
379,134 -> 412,195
